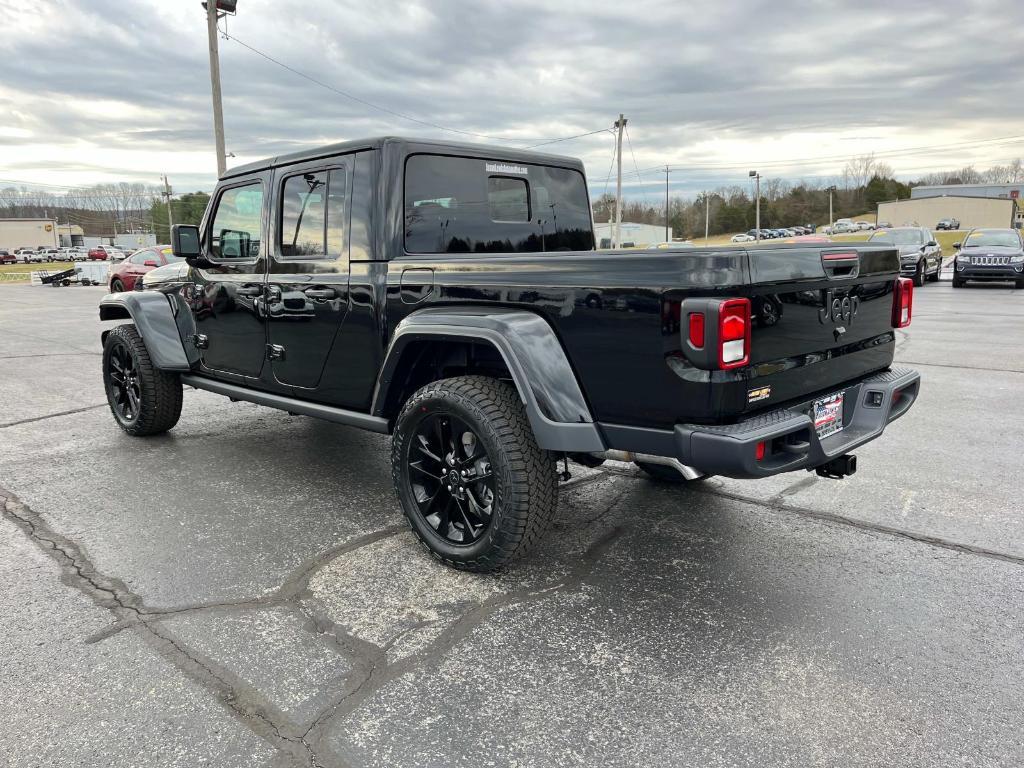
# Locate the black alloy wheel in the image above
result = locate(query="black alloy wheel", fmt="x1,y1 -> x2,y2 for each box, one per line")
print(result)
392,376 -> 558,572
111,278 -> 124,292
408,412 -> 495,545
106,338 -> 142,424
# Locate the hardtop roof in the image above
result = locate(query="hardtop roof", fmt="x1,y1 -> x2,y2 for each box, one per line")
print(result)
223,136 -> 585,179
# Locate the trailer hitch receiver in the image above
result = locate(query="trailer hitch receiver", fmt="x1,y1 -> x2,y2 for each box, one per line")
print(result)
814,454 -> 857,479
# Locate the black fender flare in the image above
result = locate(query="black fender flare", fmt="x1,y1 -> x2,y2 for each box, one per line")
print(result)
98,292 -> 193,371
373,307 -> 605,453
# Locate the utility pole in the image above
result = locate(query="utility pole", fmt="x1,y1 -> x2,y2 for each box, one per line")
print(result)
704,192 -> 710,244
827,185 -> 836,232
161,175 -> 174,238
749,170 -> 761,241
664,166 -> 670,242
205,1 -> 228,178
613,114 -> 626,249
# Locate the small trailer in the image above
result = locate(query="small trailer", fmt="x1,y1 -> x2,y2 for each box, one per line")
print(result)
33,262 -> 109,288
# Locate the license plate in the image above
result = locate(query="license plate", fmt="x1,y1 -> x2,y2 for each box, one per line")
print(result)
813,392 -> 845,439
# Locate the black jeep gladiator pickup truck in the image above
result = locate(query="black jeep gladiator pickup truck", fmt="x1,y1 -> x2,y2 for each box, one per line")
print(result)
99,136 -> 920,571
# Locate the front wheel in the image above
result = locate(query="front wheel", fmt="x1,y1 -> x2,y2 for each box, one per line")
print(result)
102,324 -> 182,436
110,278 -> 124,292
913,261 -> 926,287
952,277 -> 964,288
392,375 -> 557,572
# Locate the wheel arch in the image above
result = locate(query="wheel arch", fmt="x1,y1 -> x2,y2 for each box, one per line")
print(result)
99,292 -> 194,371
373,307 -> 605,453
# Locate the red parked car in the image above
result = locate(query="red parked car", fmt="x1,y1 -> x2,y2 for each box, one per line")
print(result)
108,245 -> 181,292
0,249 -> 16,265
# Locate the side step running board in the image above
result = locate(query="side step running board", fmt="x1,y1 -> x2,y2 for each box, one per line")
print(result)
180,374 -> 390,434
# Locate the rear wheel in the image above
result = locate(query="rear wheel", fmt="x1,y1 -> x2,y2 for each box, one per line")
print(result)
102,324 -> 182,436
392,375 -> 557,572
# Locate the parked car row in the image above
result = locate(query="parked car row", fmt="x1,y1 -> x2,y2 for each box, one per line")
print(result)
0,244 -> 135,265
823,218 -> 877,235
935,218 -> 960,230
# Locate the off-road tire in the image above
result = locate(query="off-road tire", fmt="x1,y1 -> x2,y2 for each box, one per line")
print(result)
952,277 -> 964,288
102,323 -> 182,436
1016,278 -> 1024,290
110,278 -> 124,292
635,461 -> 709,484
392,375 -> 557,572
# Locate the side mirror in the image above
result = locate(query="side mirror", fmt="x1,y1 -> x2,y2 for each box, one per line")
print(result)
953,242 -> 962,250
143,259 -> 158,267
172,224 -> 201,260
926,240 -> 937,247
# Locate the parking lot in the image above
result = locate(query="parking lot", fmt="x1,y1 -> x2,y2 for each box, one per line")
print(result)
1,281 -> 1022,767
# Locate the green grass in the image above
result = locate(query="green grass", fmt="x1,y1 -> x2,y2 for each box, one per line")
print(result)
0,261 -> 77,281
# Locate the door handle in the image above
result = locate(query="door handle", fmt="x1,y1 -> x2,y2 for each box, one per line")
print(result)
303,287 -> 335,300
236,284 -> 263,296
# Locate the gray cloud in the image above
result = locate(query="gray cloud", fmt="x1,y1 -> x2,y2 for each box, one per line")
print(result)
2,0 -> 1022,196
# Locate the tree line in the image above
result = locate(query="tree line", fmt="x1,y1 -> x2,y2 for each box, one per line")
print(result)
593,156 -> 1024,239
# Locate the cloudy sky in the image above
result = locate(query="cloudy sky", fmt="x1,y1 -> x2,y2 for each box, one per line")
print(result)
2,0 -> 1023,199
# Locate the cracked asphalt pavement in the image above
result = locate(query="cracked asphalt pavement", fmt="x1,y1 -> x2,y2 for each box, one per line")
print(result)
1,282 -> 1022,767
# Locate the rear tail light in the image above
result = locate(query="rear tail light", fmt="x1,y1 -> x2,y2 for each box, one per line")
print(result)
755,440 -> 767,461
891,277 -> 913,328
718,298 -> 751,369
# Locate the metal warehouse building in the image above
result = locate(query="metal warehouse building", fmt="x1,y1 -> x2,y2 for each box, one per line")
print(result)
876,196 -> 1019,231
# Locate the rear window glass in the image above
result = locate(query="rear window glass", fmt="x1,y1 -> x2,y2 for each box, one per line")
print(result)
404,154 -> 594,254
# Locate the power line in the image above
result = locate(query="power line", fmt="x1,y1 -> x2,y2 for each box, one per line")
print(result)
623,125 -> 651,206
522,128 -> 614,150
600,129 -> 619,199
220,27 -> 604,148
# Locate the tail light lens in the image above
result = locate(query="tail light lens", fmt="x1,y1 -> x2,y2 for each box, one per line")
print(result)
891,277 -> 913,328
718,298 -> 751,369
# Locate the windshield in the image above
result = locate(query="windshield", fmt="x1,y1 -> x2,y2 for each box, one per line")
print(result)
869,229 -> 924,246
963,230 -> 1021,248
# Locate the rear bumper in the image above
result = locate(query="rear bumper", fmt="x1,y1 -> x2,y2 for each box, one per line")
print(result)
600,367 -> 921,480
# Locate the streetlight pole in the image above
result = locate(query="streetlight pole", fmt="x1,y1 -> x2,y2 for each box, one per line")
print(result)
827,185 -> 836,232
613,114 -> 626,249
161,174 -> 174,237
664,166 -> 670,242
704,192 -> 710,245
749,170 -> 760,241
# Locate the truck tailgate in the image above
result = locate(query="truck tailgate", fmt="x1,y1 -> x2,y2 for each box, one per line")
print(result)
740,244 -> 900,414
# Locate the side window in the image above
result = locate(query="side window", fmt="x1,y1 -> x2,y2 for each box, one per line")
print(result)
129,251 -> 151,265
210,182 -> 263,260
278,168 -> 346,259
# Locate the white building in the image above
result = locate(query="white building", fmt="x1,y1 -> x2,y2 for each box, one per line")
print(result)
0,218 -> 59,250
594,221 -> 671,249
911,183 -> 1024,228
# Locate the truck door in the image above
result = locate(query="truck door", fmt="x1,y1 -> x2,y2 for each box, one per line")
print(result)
192,177 -> 269,378
265,162 -> 350,390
